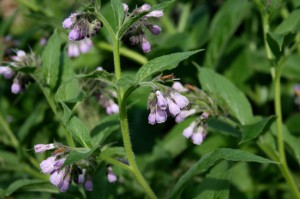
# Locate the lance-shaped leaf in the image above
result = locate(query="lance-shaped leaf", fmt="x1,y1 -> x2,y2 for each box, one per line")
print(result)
41,30 -> 61,90
136,50 -> 202,82
5,180 -> 54,196
198,67 -> 253,125
118,1 -> 174,38
111,0 -> 125,30
61,102 -> 93,148
169,148 -> 276,198
240,116 -> 276,144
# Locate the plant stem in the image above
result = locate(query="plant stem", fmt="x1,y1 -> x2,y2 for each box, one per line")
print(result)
113,38 -> 157,199
97,42 -> 148,65
255,1 -> 300,197
273,63 -> 300,199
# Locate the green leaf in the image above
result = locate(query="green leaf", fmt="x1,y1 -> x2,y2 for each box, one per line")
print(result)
198,67 -> 253,124
63,148 -> 95,167
111,0 -> 124,31
266,33 -> 282,58
193,161 -> 230,199
116,75 -> 137,88
71,69 -> 115,85
5,179 -> 48,196
136,50 -> 202,82
204,0 -> 250,68
275,9 -> 300,34
55,53 -> 79,101
240,116 -> 276,144
91,114 -> 120,146
61,102 -> 92,148
118,1 -> 174,38
41,30 -> 61,90
169,148 -> 276,198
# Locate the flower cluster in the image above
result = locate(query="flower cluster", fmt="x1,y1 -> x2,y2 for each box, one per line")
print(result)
171,82 -> 221,145
147,89 -> 189,125
123,3 -> 163,53
34,143 -> 95,192
67,38 -> 93,57
63,12 -> 102,41
182,112 -> 209,145
80,67 -> 119,115
0,50 -> 40,94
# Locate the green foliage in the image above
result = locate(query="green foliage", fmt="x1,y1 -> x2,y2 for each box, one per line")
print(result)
169,148 -> 275,198
240,116 -> 276,143
136,50 -> 203,82
1,0 -> 300,198
41,30 -> 61,90
62,102 -> 93,148
198,67 -> 253,125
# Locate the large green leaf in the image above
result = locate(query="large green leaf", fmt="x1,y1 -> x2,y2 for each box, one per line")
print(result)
198,68 -> 253,124
240,116 -> 276,143
169,148 -> 275,198
91,114 -> 120,146
61,102 -> 92,148
118,1 -> 174,38
136,50 -> 202,82
55,53 -> 79,101
41,30 -> 61,90
193,161 -> 230,199
111,0 -> 124,31
204,0 -> 250,68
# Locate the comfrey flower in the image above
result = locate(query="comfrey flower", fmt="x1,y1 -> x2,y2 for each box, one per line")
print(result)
0,50 -> 40,94
107,167 -> 117,183
122,3 -> 164,53
62,12 -> 102,41
98,95 -> 119,115
34,142 -> 95,192
172,82 -> 223,145
182,112 -> 209,145
67,38 -> 93,57
147,89 -> 189,125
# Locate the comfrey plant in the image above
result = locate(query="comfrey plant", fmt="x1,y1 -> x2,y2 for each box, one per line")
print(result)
3,0 -> 300,199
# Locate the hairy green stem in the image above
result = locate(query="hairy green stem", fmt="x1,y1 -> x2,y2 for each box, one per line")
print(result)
97,42 -> 148,65
95,7 -> 157,198
255,1 -> 300,197
113,38 -> 157,198
274,64 -> 300,199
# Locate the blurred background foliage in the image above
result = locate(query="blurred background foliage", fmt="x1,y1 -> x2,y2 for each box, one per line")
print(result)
1,0 -> 300,198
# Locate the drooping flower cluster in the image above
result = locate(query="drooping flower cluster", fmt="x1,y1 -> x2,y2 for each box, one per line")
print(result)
171,82 -> 220,145
62,12 -> 102,41
67,38 -> 93,57
0,50 -> 40,94
80,67 -> 119,115
122,3 -> 163,53
34,143 -> 96,192
147,89 -> 189,125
